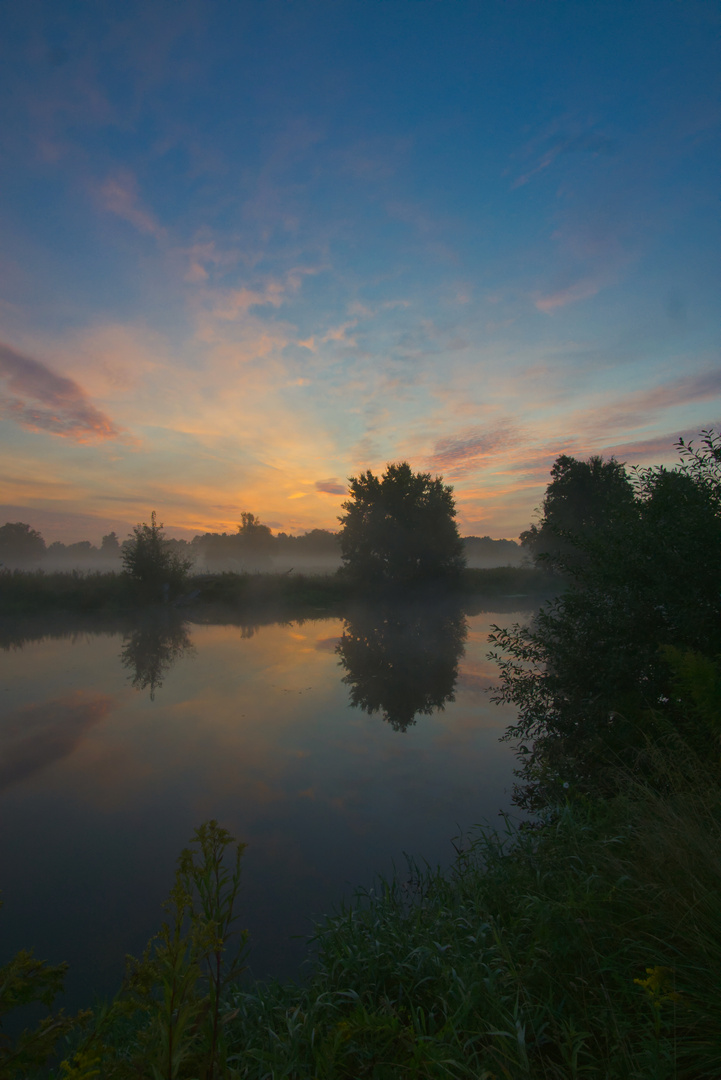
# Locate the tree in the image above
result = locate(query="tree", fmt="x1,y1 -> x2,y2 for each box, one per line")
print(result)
521,454 -> 637,572
122,512 -> 192,599
338,462 -> 465,584
0,522 -> 46,565
236,512 -> 273,560
100,531 -> 121,557
490,435 -> 721,810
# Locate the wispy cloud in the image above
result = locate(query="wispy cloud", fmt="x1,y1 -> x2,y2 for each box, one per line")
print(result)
0,342 -> 121,441
534,277 -> 603,312
511,119 -> 617,189
576,368 -> 721,437
315,478 -> 346,495
98,171 -> 165,239
0,692 -> 112,792
427,425 -> 517,477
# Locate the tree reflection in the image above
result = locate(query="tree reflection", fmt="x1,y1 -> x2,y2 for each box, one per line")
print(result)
337,601 -> 468,731
120,616 -> 195,700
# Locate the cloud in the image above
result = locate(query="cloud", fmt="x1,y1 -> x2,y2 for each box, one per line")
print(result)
576,368 -> 721,438
315,478 -> 346,495
534,277 -> 603,312
511,121 -> 617,189
427,426 -> 517,477
0,692 -> 112,791
98,171 -> 165,239
0,342 -> 122,441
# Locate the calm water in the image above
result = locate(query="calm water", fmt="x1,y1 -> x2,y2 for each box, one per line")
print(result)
0,599 -> 532,1010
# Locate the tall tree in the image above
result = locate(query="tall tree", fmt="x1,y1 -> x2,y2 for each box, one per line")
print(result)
521,454 -> 636,572
338,462 -> 465,584
491,435 -> 721,810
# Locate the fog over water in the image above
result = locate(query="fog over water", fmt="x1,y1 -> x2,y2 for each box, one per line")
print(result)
0,599 -> 534,1011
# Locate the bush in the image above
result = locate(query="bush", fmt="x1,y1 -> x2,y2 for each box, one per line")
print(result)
122,513 -> 192,600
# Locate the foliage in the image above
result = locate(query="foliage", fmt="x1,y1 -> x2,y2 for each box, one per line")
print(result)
101,533 -> 121,557
490,433 -> 721,809
520,453 -> 637,571
0,569 -> 134,615
122,513 -> 193,600
224,734 -> 721,1078
236,514 -> 273,559
0,522 -> 46,565
0,900 -> 91,1078
4,736 -> 721,1077
56,820 -> 248,1080
338,462 -> 465,585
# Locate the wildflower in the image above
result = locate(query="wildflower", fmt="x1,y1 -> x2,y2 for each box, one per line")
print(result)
634,966 -> 681,1009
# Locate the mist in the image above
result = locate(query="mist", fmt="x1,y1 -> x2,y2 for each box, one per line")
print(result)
0,521 -> 525,575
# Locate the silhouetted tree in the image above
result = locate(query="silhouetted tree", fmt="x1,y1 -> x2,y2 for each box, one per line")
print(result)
0,522 -> 46,565
237,512 -> 273,559
338,462 -> 465,584
122,512 -> 192,599
101,531 -> 121,556
520,454 -> 636,573
491,433 -> 721,810
337,601 -> 467,731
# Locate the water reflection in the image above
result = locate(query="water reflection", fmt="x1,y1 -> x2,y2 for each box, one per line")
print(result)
120,615 -> 195,699
0,692 -> 112,792
337,601 -> 468,731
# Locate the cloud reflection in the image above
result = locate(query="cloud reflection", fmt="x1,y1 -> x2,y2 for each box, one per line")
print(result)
0,691 -> 112,791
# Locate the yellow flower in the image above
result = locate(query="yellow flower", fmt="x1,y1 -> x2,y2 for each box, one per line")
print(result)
634,966 -> 681,1009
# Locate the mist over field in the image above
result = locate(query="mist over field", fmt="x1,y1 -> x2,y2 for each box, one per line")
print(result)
0,519 -> 524,575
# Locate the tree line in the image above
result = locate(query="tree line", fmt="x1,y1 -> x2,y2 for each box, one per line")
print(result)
0,509 -> 518,571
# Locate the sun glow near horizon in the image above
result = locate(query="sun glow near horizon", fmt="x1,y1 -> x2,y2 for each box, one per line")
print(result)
0,2 -> 718,545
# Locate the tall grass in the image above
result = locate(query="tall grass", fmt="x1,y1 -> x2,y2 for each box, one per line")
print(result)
1,737 -> 718,1077
223,735 -> 720,1078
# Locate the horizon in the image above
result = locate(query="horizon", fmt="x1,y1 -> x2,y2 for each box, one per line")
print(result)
1,2 -> 719,542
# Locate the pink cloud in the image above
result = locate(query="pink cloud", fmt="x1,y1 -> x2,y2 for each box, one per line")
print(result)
427,426 -> 517,477
0,692 -> 112,791
0,342 -> 121,441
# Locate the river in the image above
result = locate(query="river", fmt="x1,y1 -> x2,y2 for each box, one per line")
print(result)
0,597 -> 534,1011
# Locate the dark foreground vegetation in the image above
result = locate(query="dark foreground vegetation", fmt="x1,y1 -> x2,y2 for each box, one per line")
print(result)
2,434 -> 721,1077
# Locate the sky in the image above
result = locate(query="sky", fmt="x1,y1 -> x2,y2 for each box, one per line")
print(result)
0,0 -> 719,543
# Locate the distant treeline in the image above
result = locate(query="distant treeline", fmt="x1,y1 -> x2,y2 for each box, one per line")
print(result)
0,518 -> 522,569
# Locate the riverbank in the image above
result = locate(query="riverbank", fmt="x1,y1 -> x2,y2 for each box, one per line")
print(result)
0,565 -> 554,619
15,733 -> 719,1079
224,740 -> 720,1078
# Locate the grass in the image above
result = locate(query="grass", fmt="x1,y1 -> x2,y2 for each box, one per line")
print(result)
2,736 -> 719,1077
0,565 -> 553,618
222,736 -> 721,1078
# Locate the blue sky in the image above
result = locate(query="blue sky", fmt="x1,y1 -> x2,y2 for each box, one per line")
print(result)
0,0 -> 719,541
